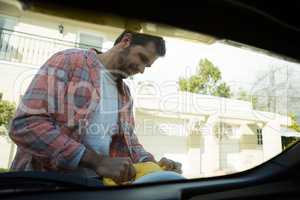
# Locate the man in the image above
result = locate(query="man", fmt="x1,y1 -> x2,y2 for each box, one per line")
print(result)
9,30 -> 183,184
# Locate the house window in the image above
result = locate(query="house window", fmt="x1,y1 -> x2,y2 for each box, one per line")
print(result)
257,129 -> 263,145
78,33 -> 103,50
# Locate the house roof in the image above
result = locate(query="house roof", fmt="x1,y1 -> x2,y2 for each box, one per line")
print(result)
134,91 -> 291,126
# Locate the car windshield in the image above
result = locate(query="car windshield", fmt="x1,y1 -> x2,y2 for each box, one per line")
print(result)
0,1 -> 299,187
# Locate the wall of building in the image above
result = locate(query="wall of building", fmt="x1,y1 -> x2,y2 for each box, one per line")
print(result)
3,11 -> 122,46
135,111 -> 188,159
0,136 -> 15,169
0,61 -> 36,102
0,11 -> 125,102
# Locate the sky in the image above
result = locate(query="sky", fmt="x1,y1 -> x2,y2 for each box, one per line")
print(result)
129,37 -> 300,95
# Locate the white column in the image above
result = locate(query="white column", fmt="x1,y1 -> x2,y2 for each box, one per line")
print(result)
262,119 -> 282,161
186,148 -> 202,178
201,115 -> 220,176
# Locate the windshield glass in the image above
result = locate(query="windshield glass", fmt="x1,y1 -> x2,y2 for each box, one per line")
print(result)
0,4 -> 299,186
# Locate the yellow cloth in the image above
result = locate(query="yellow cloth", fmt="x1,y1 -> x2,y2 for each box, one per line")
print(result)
103,162 -> 163,186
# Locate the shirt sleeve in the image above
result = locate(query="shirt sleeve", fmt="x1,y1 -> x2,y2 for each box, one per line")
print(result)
9,51 -> 87,170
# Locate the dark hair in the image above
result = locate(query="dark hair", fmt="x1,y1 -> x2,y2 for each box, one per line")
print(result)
114,30 -> 166,57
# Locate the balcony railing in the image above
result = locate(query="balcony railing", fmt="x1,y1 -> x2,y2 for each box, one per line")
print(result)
0,28 -> 103,66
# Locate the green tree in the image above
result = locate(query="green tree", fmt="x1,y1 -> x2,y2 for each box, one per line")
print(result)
282,113 -> 300,150
0,168 -> 8,173
0,93 -> 16,129
179,58 -> 231,98
288,113 -> 300,132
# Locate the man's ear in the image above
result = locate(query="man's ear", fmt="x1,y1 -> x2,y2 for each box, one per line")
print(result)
119,33 -> 132,48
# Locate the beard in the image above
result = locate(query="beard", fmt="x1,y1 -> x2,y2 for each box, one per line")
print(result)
115,47 -> 137,79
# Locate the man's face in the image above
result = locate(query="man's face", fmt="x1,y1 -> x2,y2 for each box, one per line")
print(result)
116,42 -> 158,79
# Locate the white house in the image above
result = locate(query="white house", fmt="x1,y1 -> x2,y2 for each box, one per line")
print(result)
132,83 -> 298,178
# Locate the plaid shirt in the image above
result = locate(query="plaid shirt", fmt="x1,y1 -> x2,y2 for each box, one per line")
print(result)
9,48 -> 154,172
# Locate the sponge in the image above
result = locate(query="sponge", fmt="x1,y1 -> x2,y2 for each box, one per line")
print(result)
103,162 -> 163,186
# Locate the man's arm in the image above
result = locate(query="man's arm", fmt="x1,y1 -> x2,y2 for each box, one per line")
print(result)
123,83 -> 156,163
9,51 -> 85,170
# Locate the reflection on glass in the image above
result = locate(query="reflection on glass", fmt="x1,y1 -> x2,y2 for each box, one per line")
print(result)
0,10 -> 299,183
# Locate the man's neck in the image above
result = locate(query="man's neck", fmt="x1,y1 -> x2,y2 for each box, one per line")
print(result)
96,50 -> 117,71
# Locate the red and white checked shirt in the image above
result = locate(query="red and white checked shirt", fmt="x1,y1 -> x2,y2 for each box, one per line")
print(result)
9,48 -> 154,172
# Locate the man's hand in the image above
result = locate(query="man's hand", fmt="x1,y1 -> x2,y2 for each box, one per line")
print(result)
158,157 -> 182,174
80,149 -> 136,184
95,156 -> 136,184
